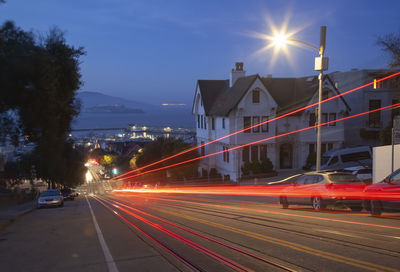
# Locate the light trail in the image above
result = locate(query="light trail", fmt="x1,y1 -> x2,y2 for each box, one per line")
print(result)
116,102 -> 400,181
112,71 -> 400,181
92,196 -> 204,272
106,197 -> 296,272
96,197 -> 253,272
111,194 -> 400,230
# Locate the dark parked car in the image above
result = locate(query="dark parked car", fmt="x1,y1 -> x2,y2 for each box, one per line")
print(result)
363,168 -> 400,216
279,171 -> 366,211
37,189 -> 64,208
61,188 -> 75,200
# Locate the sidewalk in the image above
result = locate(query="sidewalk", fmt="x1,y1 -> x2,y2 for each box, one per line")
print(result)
0,201 -> 36,231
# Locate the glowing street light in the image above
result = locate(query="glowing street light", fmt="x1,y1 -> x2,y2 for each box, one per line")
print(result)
271,26 -> 328,171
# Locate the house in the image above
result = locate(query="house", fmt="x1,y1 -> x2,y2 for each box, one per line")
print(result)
329,69 -> 400,147
192,62 -> 350,181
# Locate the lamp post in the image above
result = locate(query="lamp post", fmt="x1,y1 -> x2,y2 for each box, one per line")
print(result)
272,26 -> 328,171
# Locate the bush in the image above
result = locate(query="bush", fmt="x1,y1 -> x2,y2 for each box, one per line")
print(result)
241,158 -> 274,176
261,157 -> 274,172
303,152 -> 316,170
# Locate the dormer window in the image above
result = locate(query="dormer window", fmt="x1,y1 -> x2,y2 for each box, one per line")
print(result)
252,89 -> 260,103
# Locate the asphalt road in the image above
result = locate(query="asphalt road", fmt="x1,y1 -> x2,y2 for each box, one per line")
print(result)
1,191 -> 399,272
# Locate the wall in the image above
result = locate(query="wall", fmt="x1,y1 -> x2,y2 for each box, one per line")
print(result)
372,144 -> 400,183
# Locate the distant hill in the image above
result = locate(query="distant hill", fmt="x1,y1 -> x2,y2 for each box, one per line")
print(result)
77,91 -> 158,111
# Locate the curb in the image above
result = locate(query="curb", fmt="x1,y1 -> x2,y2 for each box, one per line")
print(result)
0,207 -> 36,231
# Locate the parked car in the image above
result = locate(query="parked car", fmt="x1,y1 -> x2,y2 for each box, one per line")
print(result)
314,146 -> 372,170
61,188 -> 75,200
37,189 -> 64,208
363,168 -> 400,216
279,171 -> 366,211
343,166 -> 372,183
71,189 -> 79,197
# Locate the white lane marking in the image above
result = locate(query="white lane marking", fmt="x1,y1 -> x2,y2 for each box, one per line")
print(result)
86,197 -> 119,272
316,228 -> 364,239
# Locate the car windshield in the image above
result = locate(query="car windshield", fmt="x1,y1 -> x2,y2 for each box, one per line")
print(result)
328,174 -> 360,183
40,190 -> 60,197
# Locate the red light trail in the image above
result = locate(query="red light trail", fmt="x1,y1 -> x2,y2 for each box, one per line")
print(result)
115,102 -> 400,181
112,71 -> 400,181
106,197 -> 295,271
110,194 -> 400,230
95,197 -> 253,272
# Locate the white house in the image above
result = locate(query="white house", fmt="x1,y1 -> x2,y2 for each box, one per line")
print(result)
192,62 -> 350,181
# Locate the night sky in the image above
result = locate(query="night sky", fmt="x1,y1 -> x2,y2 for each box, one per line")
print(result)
2,0 -> 399,105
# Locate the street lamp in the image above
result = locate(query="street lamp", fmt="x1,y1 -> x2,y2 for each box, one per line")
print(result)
272,26 -> 328,171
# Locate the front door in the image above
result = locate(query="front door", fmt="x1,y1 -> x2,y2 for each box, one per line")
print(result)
280,143 -> 293,169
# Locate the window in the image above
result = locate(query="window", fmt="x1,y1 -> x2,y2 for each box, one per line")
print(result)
260,145 -> 267,160
223,146 -> 226,162
321,143 -> 327,155
197,115 -> 200,128
373,78 -> 383,89
309,144 -> 315,155
328,156 -> 338,166
222,146 -> 229,162
242,146 -> 249,162
261,116 -> 269,132
211,117 -> 215,130
243,117 -> 251,133
252,89 -> 260,103
222,118 -> 225,129
341,151 -> 371,163
200,115 -> 203,129
328,143 -> 333,150
329,113 -> 336,126
251,145 -> 258,162
201,142 -> 205,156
204,116 -> 207,129
252,116 -> 260,132
369,100 -> 381,128
309,113 -> 316,127
322,113 -> 328,126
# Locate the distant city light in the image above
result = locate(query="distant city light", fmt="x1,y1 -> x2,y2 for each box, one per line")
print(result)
162,103 -> 186,106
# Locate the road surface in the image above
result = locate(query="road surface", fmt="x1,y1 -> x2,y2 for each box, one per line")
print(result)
1,192 -> 399,272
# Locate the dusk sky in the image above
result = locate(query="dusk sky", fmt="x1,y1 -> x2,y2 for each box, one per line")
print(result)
2,0 -> 400,106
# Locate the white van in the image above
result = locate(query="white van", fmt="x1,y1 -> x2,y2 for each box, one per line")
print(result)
319,146 -> 372,170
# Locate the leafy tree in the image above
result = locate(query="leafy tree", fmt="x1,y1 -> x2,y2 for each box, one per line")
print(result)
0,21 -> 85,188
135,137 -> 198,183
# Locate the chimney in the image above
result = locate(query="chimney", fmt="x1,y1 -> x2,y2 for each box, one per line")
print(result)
230,62 -> 246,87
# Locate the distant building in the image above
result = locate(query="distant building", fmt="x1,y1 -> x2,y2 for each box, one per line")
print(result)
192,62 -> 350,181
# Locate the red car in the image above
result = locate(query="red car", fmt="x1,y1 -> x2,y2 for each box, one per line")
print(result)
363,168 -> 400,216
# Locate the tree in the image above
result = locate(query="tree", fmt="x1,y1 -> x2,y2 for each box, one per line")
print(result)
377,31 -> 400,69
0,21 -> 85,188
135,137 -> 198,183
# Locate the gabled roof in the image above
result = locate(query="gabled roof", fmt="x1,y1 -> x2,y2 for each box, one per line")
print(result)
193,73 -> 350,117
209,75 -> 258,116
196,79 -> 229,114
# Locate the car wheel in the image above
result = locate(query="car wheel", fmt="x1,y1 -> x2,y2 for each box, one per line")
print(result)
370,200 -> 382,216
312,197 -> 325,211
350,206 -> 363,212
280,196 -> 289,209
363,200 -> 371,212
